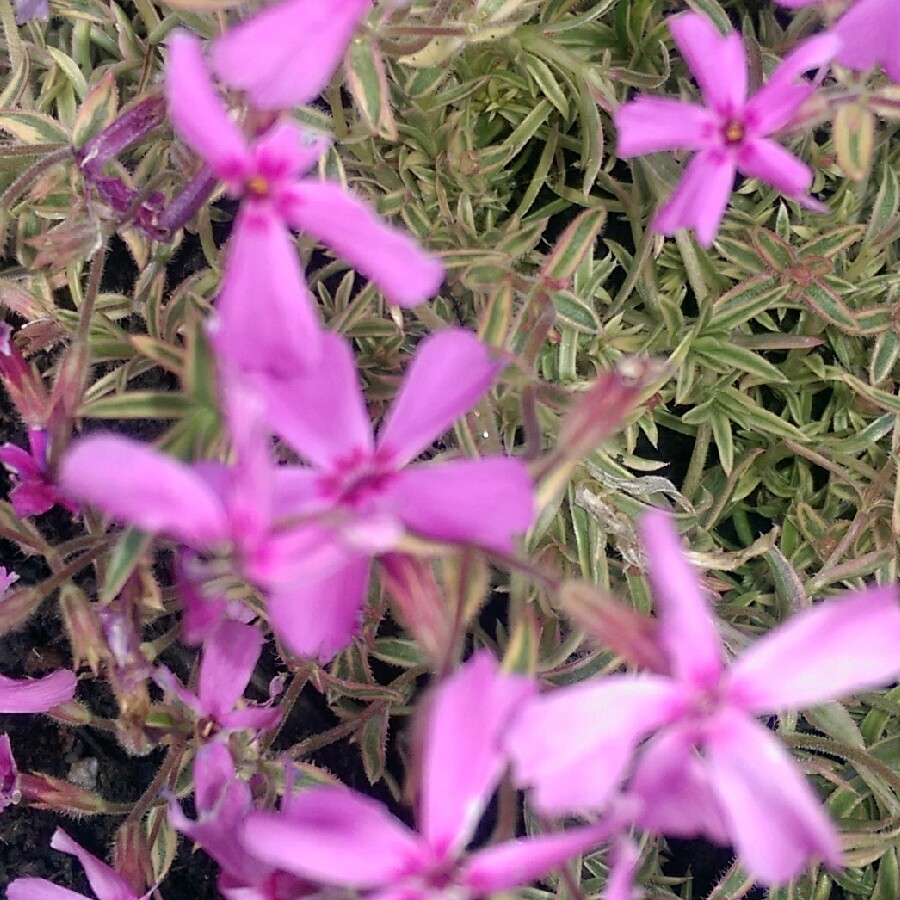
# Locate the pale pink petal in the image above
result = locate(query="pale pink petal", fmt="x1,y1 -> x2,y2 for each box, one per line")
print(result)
653,150 -> 736,247
266,557 -> 371,663
50,829 -> 137,900
629,726 -> 730,844
602,839 -> 642,900
726,584 -> 900,714
199,621 -> 263,721
244,522 -> 350,590
193,742 -> 240,813
0,670 -> 76,714
835,0 -> 900,82
638,510 -> 723,689
252,120 -> 329,182
153,666 -> 203,716
420,651 -> 535,856
283,181 -> 444,306
271,467 -> 330,519
242,787 -> 423,888
745,34 -> 839,134
704,711 -> 842,884
506,676 -> 684,815
0,566 -> 17,594
377,330 -> 505,467
165,31 -> 249,181
211,0 -> 371,110
387,457 -> 534,553
0,733 -> 18,808
59,436 -> 229,548
7,880 -> 88,900
775,0 -> 819,5
668,13 -> 747,117
736,138 -> 815,200
212,208 -> 322,379
220,705 -> 281,733
462,822 -> 616,894
614,97 -> 717,157
255,332 -> 372,468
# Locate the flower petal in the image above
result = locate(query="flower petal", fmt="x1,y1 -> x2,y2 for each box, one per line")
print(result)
653,150 -> 736,247
462,822 -> 615,894
614,97 -> 717,157
59,435 -> 229,548
7,880 -> 88,900
255,331 -> 372,468
638,509 -> 724,689
704,711 -> 842,884
668,13 -> 747,117
506,676 -> 683,815
420,651 -> 536,856
737,137 -> 815,199
199,621 -> 263,721
835,0 -> 900,82
266,557 -> 371,663
726,584 -> 900,713
242,787 -> 423,889
51,829 -> 137,900
211,0 -> 371,110
0,670 -> 76,714
387,457 -> 534,553
165,31 -> 249,181
629,726 -> 730,844
283,180 -> 444,306
377,330 -> 506,467
252,119 -> 329,181
212,208 -> 322,379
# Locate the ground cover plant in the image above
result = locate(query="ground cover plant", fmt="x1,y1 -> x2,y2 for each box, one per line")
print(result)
1,0 -> 900,897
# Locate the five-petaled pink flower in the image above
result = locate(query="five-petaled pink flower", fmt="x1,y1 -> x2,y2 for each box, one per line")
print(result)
166,31 -> 444,377
253,329 -> 535,662
242,652 -> 620,899
615,13 -> 839,246
507,509 -> 900,884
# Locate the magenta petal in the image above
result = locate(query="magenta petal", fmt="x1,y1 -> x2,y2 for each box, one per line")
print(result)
242,787 -> 423,889
199,621 -> 263,721
653,150 -> 735,247
421,652 -> 535,856
629,726 -> 730,844
9,480 -> 60,517
211,0 -> 371,110
252,120 -> 329,181
266,557 -> 371,663
51,829 -> 137,900
737,138 -> 815,199
638,510 -> 723,688
506,676 -> 683,815
377,330 -> 505,467
668,13 -> 747,117
602,840 -> 642,900
254,331 -> 372,467
726,584 -> 900,713
283,181 -> 444,306
615,97 -> 717,157
220,705 -> 281,734
7,880 -> 88,900
705,711 -> 842,884
0,670 -> 76,713
165,31 -> 249,181
212,208 -> 322,378
60,436 -> 229,548
461,822 -> 614,894
835,0 -> 900,82
388,457 -> 534,553
153,667 -> 203,716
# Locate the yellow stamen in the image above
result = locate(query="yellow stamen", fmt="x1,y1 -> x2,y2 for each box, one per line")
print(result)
246,175 -> 269,196
724,121 -> 744,143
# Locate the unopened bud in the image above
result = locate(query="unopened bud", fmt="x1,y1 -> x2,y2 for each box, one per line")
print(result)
113,818 -> 154,896
59,583 -> 106,674
0,324 -> 51,427
19,771 -> 110,814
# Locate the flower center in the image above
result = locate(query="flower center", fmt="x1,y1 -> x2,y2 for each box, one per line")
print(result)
246,175 -> 270,197
321,452 -> 394,509
723,120 -> 744,144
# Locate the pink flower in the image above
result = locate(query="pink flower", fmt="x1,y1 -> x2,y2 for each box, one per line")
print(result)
776,0 -> 900,82
0,734 -> 19,810
242,652 -> 618,898
0,428 -> 75,518
614,14 -> 839,246
0,668 -> 76,714
507,509 -> 900,884
211,0 -> 371,110
155,621 -> 281,739
169,743 -> 312,899
7,828 -> 140,900
166,31 -> 443,377
253,329 -> 535,662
